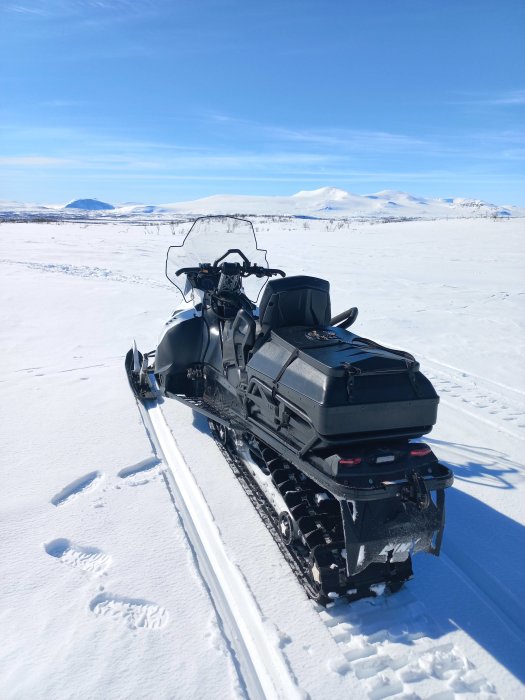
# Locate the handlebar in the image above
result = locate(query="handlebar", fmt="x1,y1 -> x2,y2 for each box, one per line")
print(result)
175,263 -> 285,278
251,266 -> 286,278
175,266 -> 204,277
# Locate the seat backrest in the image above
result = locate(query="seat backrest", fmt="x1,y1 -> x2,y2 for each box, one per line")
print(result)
258,275 -> 331,334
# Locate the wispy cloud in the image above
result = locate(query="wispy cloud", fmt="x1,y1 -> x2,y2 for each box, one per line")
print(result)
207,113 -> 431,152
472,129 -> 525,145
2,0 -> 159,20
480,90 -> 525,106
452,89 -> 525,107
1,114 -> 523,200
501,149 -> 525,161
3,4 -> 48,15
0,155 -> 74,166
0,145 -> 520,187
203,112 -> 525,168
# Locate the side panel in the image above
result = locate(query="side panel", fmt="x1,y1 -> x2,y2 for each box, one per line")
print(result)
155,317 -> 208,395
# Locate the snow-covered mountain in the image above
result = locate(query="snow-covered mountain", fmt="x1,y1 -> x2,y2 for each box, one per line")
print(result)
64,198 -> 114,210
1,187 -> 523,220
134,187 -> 523,219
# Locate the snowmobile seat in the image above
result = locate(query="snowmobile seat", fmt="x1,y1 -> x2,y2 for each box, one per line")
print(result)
258,276 -> 331,335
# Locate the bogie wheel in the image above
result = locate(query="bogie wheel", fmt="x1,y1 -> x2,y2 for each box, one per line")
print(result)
303,579 -> 330,607
278,512 -> 295,546
209,419 -> 231,447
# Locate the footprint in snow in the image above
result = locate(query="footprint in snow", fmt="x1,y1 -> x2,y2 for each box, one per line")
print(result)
117,457 -> 161,485
90,593 -> 169,630
51,470 -> 103,507
44,538 -> 111,575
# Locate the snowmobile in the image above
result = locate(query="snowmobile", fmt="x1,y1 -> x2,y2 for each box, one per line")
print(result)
126,215 -> 453,604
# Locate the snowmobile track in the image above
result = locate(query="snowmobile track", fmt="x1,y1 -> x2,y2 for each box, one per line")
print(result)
135,394 -> 302,700
209,427 -> 326,602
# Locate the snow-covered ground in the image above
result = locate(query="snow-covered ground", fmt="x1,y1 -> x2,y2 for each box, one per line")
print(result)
1,216 -> 524,698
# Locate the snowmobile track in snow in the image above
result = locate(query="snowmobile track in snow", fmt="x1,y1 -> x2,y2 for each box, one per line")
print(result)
136,394 -> 303,700
319,592 -> 497,699
421,357 -> 525,441
0,258 -> 171,289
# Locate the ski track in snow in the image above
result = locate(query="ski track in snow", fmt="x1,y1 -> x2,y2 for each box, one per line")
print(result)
51,470 -> 104,507
0,258 -> 171,288
441,546 -> 525,642
44,538 -> 111,575
89,594 -> 169,630
320,591 -> 496,699
422,357 -> 525,400
421,358 -> 525,441
144,397 -> 304,700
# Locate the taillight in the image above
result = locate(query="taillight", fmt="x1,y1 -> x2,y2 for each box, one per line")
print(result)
410,446 -> 432,457
339,457 -> 362,466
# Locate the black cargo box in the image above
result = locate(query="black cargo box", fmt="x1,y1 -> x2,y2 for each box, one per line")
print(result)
246,325 -> 438,446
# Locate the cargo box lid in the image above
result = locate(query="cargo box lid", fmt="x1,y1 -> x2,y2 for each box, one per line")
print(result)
272,326 -> 417,377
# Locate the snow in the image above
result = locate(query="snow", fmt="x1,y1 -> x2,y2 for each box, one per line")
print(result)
1,214 -> 524,698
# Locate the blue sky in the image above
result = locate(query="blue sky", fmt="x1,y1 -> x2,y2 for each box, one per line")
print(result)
1,0 -> 524,204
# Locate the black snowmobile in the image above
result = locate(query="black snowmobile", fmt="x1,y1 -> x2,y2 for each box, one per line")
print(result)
126,215 -> 453,604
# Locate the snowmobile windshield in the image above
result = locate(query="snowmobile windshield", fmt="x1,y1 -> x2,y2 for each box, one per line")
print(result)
166,216 -> 269,302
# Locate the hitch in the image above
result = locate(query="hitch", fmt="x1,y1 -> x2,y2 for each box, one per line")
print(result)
401,472 -> 430,510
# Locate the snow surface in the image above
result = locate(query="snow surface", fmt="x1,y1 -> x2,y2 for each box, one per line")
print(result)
1,215 -> 524,698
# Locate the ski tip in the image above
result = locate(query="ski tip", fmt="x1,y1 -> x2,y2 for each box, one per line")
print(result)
132,339 -> 140,372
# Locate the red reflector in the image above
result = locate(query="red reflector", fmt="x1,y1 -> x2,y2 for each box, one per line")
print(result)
339,457 -> 362,466
410,447 -> 432,457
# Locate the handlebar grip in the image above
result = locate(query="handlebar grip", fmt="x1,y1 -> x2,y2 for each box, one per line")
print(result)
175,267 -> 199,276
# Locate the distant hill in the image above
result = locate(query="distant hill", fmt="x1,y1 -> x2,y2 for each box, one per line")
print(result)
126,187 -> 523,219
2,189 -> 523,220
64,199 -> 114,211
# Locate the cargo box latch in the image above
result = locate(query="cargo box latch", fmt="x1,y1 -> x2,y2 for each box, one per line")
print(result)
342,363 -> 361,402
